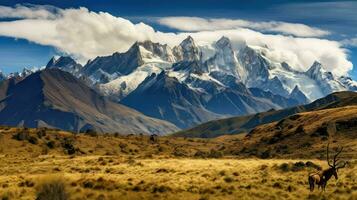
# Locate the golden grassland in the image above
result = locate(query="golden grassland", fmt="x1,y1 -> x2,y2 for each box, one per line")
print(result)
1,156 -> 356,200
0,127 -> 356,200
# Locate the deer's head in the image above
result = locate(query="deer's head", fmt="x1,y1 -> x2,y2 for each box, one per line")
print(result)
326,143 -> 347,180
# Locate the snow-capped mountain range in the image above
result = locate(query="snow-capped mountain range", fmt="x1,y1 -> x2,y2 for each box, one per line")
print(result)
8,36 -> 357,129
82,36 -> 356,101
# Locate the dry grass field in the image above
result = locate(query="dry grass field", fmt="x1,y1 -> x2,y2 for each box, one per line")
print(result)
1,156 -> 356,200
0,126 -> 356,200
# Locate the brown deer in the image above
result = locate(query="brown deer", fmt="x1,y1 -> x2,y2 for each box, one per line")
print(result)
308,143 -> 347,192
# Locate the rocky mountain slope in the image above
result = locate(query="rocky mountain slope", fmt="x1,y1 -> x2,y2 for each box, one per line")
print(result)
0,69 -> 178,135
174,91 -> 357,138
236,104 -> 357,159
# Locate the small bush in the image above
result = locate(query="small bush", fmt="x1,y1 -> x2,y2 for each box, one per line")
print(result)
28,136 -> 38,145
260,150 -> 271,159
62,138 -> 76,155
208,149 -> 223,158
279,163 -> 290,172
156,168 -> 169,173
36,176 -> 68,200
223,176 -> 234,183
152,185 -> 171,193
37,129 -> 47,138
172,148 -> 186,157
268,131 -> 289,145
47,141 -> 55,149
273,182 -> 282,189
12,131 -> 30,141
291,161 -> 305,171
194,150 -> 207,158
305,161 -> 322,170
218,170 -> 226,176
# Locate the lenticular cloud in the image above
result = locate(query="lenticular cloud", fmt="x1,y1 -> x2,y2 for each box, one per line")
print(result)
157,16 -> 330,37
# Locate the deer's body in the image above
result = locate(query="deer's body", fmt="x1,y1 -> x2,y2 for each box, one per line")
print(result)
308,168 -> 337,191
308,143 -> 346,192
308,172 -> 321,191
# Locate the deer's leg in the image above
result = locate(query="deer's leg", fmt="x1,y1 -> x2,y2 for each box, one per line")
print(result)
309,182 -> 314,192
323,183 -> 327,192
308,176 -> 313,192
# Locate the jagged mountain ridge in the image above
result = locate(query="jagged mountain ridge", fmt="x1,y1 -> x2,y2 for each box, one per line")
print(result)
77,36 -> 355,101
173,91 -> 357,138
26,36 -> 357,129
0,69 -> 179,135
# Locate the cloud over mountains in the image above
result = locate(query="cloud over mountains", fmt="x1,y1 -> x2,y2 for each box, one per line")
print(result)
0,4 -> 353,76
157,17 -> 330,37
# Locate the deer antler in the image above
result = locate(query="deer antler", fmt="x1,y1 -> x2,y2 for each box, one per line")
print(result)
326,143 -> 333,167
333,147 -> 343,167
336,161 -> 347,170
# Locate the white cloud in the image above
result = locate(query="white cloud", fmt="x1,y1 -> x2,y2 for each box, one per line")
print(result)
341,38 -> 357,47
157,17 -> 330,37
0,4 -> 59,19
0,5 -> 352,76
156,29 -> 351,76
0,6 -> 158,60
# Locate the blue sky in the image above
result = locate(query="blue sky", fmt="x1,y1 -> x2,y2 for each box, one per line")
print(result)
0,0 -> 357,79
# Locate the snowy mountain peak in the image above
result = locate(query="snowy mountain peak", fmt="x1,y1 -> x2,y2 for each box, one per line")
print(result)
206,36 -> 240,76
307,61 -> 323,73
215,36 -> 231,49
305,61 -> 345,95
306,61 -> 335,80
289,85 -> 309,104
20,67 -> 34,77
281,62 -> 296,72
173,36 -> 201,62
136,40 -> 176,62
46,56 -> 82,76
238,45 -> 271,86
181,36 -> 195,46
339,76 -> 357,91
46,56 -> 78,69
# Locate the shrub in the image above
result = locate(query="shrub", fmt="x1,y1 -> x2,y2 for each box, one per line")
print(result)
47,140 -> 55,149
268,132 -> 283,144
37,129 -> 47,138
273,182 -> 282,189
208,149 -> 223,158
260,150 -> 271,159
28,136 -> 38,145
223,176 -> 234,183
312,126 -> 329,137
152,185 -> 171,193
172,148 -> 186,157
62,138 -> 76,155
275,145 -> 289,154
279,163 -> 290,172
194,150 -> 207,158
291,161 -> 305,171
36,176 -> 68,200
305,161 -> 322,170
218,170 -> 226,176
12,131 -> 30,141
